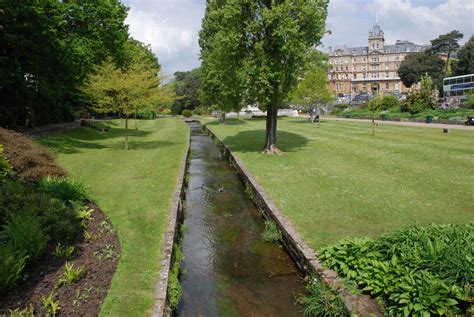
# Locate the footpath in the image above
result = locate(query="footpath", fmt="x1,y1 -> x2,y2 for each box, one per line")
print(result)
18,121 -> 80,138
325,117 -> 473,131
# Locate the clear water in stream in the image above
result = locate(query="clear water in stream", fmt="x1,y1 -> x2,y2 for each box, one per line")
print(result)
177,122 -> 305,316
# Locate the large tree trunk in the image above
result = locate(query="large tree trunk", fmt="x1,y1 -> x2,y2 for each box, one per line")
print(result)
124,116 -> 129,150
264,106 -> 279,153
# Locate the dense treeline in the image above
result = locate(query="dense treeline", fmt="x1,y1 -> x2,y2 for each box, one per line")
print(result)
171,68 -> 201,115
0,1 -> 159,129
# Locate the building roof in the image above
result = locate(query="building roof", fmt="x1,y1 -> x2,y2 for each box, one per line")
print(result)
330,41 -> 429,56
369,23 -> 383,37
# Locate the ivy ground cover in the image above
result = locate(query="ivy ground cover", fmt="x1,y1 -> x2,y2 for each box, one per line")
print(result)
41,118 -> 189,316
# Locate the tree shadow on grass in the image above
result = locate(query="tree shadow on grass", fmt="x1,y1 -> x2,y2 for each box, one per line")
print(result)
40,126 -> 154,154
223,129 -> 309,153
127,140 -> 176,150
206,118 -> 248,126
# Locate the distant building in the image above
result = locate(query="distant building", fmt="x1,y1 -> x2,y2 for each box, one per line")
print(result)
328,22 -> 429,95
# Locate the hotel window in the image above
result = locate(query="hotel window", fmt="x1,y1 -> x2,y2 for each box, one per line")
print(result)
353,66 -> 356,71
345,66 -> 348,71
386,83 -> 389,89
395,83 -> 400,90
353,73 -> 357,79
385,72 -> 389,78
363,66 -> 366,70
376,43 -> 379,49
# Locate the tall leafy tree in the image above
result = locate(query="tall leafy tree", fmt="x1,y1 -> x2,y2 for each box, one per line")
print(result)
430,30 -> 463,74
82,44 -> 162,150
290,68 -> 333,125
199,0 -> 247,123
453,36 -> 474,76
0,1 -> 129,128
200,0 -> 328,152
398,51 -> 444,90
171,68 -> 201,115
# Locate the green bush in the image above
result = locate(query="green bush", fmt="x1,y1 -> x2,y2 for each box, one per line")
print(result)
3,213 -> 49,262
380,96 -> 399,110
39,176 -> 88,204
0,244 -> 27,290
297,276 -> 348,317
0,180 -> 45,225
0,180 -> 82,243
318,223 -> 473,316
181,109 -> 192,117
0,128 -> 66,182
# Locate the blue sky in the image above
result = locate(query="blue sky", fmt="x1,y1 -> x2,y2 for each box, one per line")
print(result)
123,0 -> 474,76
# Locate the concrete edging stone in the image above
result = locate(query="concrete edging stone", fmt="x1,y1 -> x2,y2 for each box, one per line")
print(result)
151,129 -> 190,317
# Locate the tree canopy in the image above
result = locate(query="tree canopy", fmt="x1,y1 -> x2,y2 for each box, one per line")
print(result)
398,51 -> 444,90
81,42 -> 164,150
429,30 -> 463,74
453,36 -> 474,76
171,68 -> 201,115
200,0 -> 329,152
290,68 -> 333,123
0,1 -> 130,128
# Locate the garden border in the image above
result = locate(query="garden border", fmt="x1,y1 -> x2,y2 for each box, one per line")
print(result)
203,123 -> 383,316
151,129 -> 190,317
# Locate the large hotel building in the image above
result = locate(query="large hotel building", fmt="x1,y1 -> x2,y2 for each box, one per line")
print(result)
328,23 -> 429,94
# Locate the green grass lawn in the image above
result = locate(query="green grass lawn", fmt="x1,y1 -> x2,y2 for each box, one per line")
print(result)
203,117 -> 474,249
41,118 -> 189,316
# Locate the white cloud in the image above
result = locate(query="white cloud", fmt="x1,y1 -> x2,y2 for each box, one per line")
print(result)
322,0 -> 474,50
125,0 -> 205,75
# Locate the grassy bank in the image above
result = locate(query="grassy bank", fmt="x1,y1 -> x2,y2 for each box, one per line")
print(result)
203,117 -> 474,248
41,118 -> 189,316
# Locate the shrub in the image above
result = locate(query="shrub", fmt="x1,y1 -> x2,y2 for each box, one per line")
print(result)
40,202 -> 82,243
318,223 -> 473,316
39,176 -> 88,204
181,110 -> 192,117
380,95 -> 399,110
0,180 -> 81,243
3,213 -> 49,262
0,244 -> 27,290
297,276 -> 348,317
0,180 -> 46,225
0,128 -> 66,182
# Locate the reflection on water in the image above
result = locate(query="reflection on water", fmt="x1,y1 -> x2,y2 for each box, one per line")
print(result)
177,122 -> 305,316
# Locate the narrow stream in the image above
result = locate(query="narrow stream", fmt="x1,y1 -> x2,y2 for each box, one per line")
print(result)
177,122 -> 305,316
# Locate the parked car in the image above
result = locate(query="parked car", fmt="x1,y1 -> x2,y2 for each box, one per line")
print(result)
351,93 -> 370,104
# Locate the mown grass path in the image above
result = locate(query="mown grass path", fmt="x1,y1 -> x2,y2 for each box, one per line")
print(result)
41,118 -> 189,316
204,117 -> 474,249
